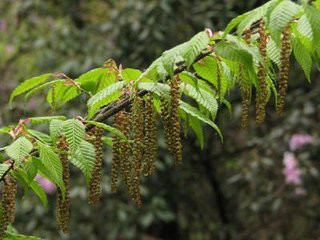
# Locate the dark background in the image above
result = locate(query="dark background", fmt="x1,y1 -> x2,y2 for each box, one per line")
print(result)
1,0 -> 320,239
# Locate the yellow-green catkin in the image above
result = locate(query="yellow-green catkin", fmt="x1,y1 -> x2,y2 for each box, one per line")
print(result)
0,176 -> 17,240
256,20 -> 268,125
143,94 -> 157,176
277,24 -> 292,115
240,29 -> 252,129
56,136 -> 70,233
88,127 -> 104,205
131,96 -> 144,207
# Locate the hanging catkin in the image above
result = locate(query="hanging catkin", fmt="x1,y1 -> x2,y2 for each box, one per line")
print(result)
56,136 -> 70,233
256,20 -> 268,124
143,94 -> 157,176
0,176 -> 17,240
161,99 -> 174,153
240,28 -> 252,129
88,127 -> 104,205
131,96 -> 144,207
170,76 -> 182,166
277,24 -> 292,115
111,111 -> 131,193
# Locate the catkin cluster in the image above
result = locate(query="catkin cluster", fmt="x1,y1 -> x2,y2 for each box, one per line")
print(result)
56,137 -> 70,233
256,20 -> 268,124
111,111 -> 131,193
161,76 -> 182,166
130,96 -> 144,207
143,94 -> 157,176
88,127 -> 104,205
277,24 -> 292,115
0,176 -> 17,240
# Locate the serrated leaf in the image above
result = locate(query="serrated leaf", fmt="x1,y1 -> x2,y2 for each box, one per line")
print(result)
28,130 -> 52,145
269,0 -> 301,44
30,180 -> 48,208
122,68 -> 142,81
189,116 -> 204,149
86,121 -> 127,141
179,101 -> 223,141
5,137 -> 33,165
38,142 -> 64,193
47,82 -> 80,109
9,73 -> 52,106
62,119 -> 85,156
215,42 -> 253,66
71,140 -> 96,183
138,82 -> 170,96
76,68 -> 111,94
223,12 -> 250,37
267,37 -> 281,66
304,4 -> 320,48
0,164 -> 10,179
24,79 -> 64,101
184,31 -> 210,67
87,81 -> 126,119
292,36 -> 312,82
49,119 -> 65,143
193,56 -> 218,86
29,116 -> 66,125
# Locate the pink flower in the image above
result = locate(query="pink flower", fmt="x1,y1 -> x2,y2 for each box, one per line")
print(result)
289,134 -> 313,151
283,152 -> 301,185
35,175 -> 56,194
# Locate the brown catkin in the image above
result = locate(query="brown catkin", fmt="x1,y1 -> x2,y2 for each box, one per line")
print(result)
256,20 -> 268,125
88,127 -> 104,205
56,136 -> 70,233
143,94 -> 157,176
112,111 -> 131,193
161,100 -> 174,153
277,24 -> 292,115
131,96 -> 144,207
239,68 -> 251,129
0,176 -> 17,240
170,76 -> 182,166
244,28 -> 252,44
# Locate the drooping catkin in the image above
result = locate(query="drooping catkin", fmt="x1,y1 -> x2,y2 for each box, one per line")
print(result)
170,76 -> 182,166
88,127 -> 104,205
111,111 -> 131,193
161,99 -> 173,153
56,136 -> 70,233
239,68 -> 251,129
143,94 -> 157,176
131,96 -> 144,207
256,20 -> 268,125
277,24 -> 292,115
0,176 -> 17,240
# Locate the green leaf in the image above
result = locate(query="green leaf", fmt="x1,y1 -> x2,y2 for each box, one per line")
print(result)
87,81 -> 126,119
9,73 -> 52,106
122,68 -> 142,81
0,164 -> 10,179
29,116 -> 66,125
179,101 -> 223,141
76,68 -> 111,94
138,82 -> 170,96
189,116 -> 204,149
38,142 -> 64,192
70,140 -> 96,183
0,127 -> 13,135
62,119 -> 86,156
5,137 -> 33,165
267,37 -> 281,66
28,130 -> 52,145
193,56 -> 218,86
86,121 -> 127,141
304,4 -> 320,48
49,119 -> 65,143
269,0 -> 301,44
30,179 -> 49,208
47,82 -> 80,109
223,12 -> 250,37
4,231 -> 42,240
24,79 -> 64,101
292,36 -> 312,82
184,31 -> 210,67
215,42 -> 253,66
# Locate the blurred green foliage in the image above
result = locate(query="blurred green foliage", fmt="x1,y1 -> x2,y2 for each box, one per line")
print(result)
1,0 -> 320,239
